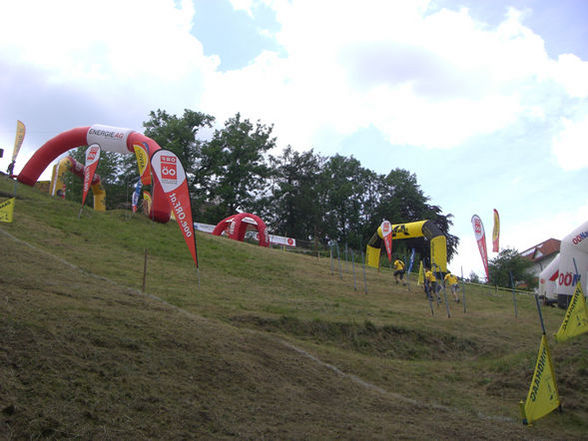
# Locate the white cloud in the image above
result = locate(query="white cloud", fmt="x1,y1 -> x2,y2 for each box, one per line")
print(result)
229,0 -> 254,17
201,0 -> 586,153
552,116 -> 588,171
1,0 -> 587,173
549,53 -> 588,98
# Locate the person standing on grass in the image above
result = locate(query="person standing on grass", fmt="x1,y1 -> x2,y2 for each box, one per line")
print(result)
444,271 -> 460,302
424,267 -> 439,300
393,258 -> 406,285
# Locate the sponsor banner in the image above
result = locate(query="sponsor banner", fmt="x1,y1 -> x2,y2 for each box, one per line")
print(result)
555,282 -> 588,342
87,124 -> 133,154
253,232 -> 296,247
0,198 -> 15,223
270,234 -> 296,247
407,248 -> 416,273
133,143 -> 152,185
195,222 -> 216,234
82,144 -> 101,208
12,120 -> 25,162
381,220 -> 393,262
142,191 -> 152,216
151,150 -> 183,192
151,149 -> 198,269
471,214 -> 489,280
520,335 -> 560,425
132,180 -> 142,213
492,209 -> 500,253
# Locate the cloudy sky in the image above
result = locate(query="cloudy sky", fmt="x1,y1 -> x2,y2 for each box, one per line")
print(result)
1,0 -> 587,278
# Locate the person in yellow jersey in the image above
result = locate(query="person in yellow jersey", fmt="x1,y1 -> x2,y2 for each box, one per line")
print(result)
444,271 -> 460,302
424,267 -> 439,301
393,258 -> 406,285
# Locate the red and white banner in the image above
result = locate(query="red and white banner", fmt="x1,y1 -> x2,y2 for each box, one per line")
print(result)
471,214 -> 489,280
82,144 -> 101,208
253,232 -> 296,247
381,220 -> 393,262
151,149 -> 198,269
492,208 -> 500,253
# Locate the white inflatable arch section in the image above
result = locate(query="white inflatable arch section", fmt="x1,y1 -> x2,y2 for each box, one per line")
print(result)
555,220 -> 588,307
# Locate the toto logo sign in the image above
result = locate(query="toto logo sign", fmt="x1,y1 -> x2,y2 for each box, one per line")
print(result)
160,155 -> 177,180
474,218 -> 482,234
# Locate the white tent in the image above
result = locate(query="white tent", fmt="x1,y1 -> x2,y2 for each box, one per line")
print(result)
555,220 -> 588,307
538,254 -> 560,301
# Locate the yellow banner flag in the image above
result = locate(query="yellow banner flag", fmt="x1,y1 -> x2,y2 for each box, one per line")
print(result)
133,143 -> 152,186
520,334 -> 560,425
12,120 -> 25,162
417,261 -> 424,286
555,283 -> 588,342
0,198 -> 15,223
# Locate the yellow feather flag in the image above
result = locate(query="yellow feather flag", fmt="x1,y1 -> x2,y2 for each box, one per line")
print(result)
555,283 -> 588,342
0,198 -> 15,223
520,334 -> 560,425
417,261 -> 424,286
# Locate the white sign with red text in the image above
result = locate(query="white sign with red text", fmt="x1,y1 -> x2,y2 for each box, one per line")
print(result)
82,144 -> 101,208
471,214 -> 489,281
151,149 -> 198,268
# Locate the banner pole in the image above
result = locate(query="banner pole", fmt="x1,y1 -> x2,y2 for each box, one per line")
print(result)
461,266 -> 467,314
337,243 -> 343,280
534,294 -> 547,335
329,244 -> 334,275
362,251 -> 368,295
510,271 -> 518,318
142,248 -> 148,292
352,249 -> 357,291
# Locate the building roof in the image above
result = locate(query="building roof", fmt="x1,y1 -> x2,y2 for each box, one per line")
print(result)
520,238 -> 561,263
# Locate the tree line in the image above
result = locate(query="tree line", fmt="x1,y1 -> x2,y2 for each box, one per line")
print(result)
64,108 -> 460,264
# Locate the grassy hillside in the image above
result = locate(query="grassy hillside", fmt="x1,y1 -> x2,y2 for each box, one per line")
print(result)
0,174 -> 586,440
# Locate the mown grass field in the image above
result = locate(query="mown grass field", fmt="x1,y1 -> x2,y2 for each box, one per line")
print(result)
0,174 -> 586,440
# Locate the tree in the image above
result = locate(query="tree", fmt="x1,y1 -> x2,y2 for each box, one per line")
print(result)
141,108 -> 215,187
469,271 -> 481,284
199,113 -> 275,221
262,147 -> 326,240
320,154 -> 376,247
488,248 -> 535,288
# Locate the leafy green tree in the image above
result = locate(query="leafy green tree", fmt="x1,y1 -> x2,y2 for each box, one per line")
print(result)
142,108 -> 215,177
469,271 -> 481,284
262,147 -> 326,240
488,248 -> 535,288
199,113 -> 275,222
320,154 -> 376,248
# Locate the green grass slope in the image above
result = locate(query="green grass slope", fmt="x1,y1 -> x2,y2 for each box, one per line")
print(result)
0,175 -> 586,440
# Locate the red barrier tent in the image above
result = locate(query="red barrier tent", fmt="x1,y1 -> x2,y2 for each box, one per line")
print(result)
212,213 -> 269,247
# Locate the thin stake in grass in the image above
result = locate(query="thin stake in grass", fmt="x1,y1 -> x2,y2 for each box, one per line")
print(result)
351,249 -> 357,291
142,248 -> 148,292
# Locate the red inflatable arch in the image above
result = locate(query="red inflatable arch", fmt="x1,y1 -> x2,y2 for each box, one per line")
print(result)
17,125 -> 171,223
212,213 -> 270,247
